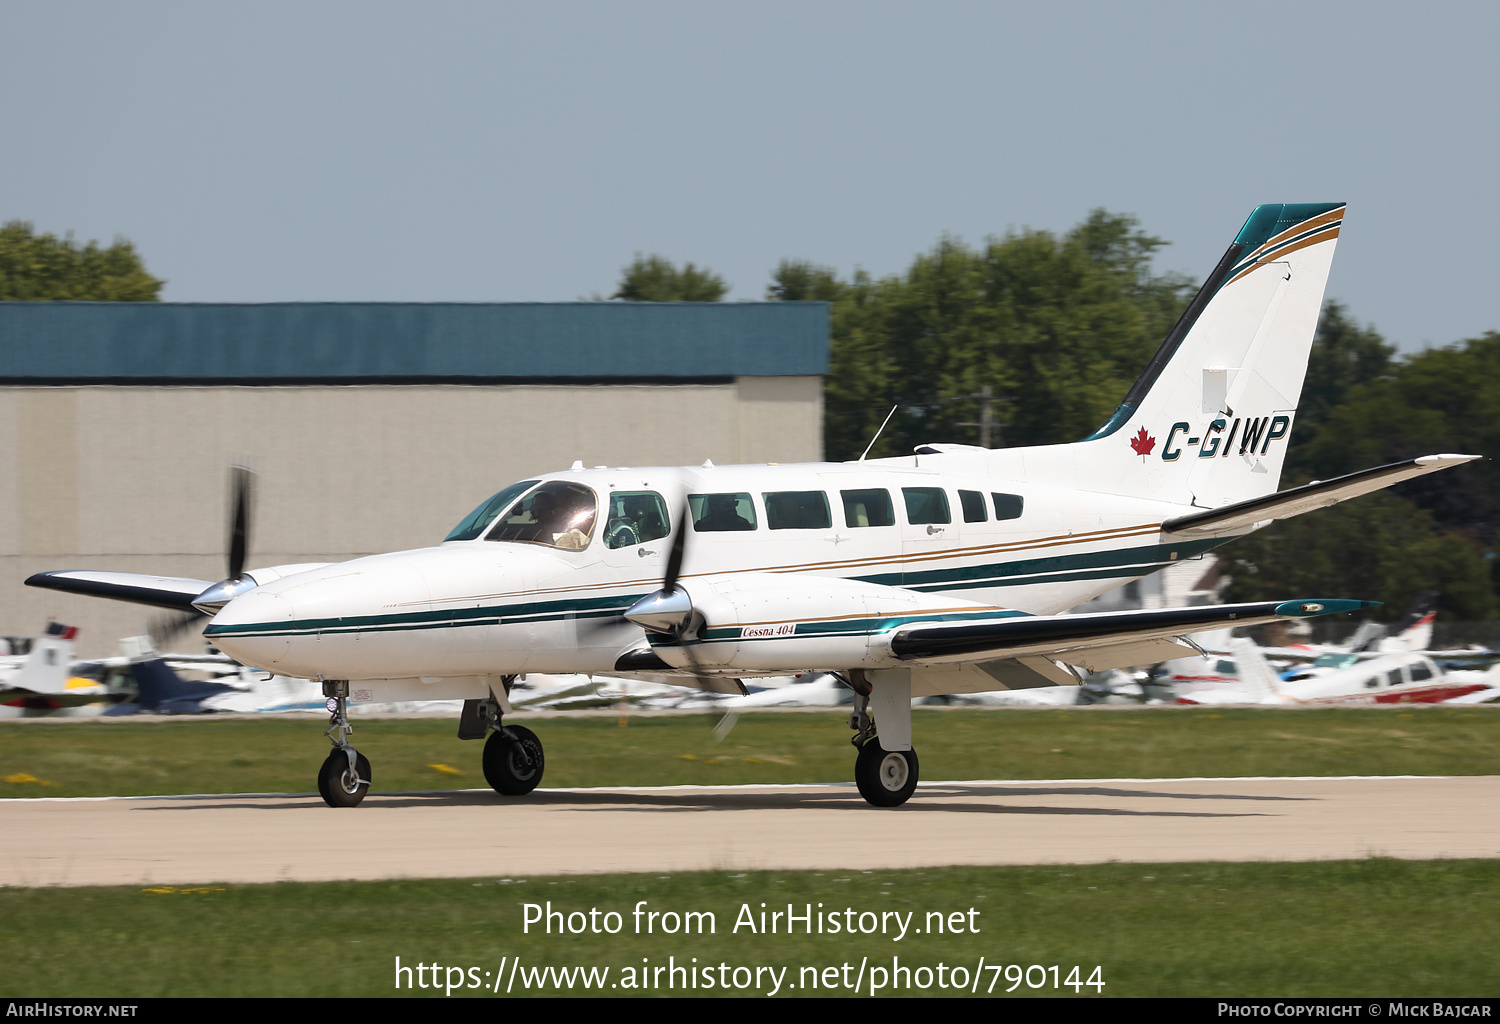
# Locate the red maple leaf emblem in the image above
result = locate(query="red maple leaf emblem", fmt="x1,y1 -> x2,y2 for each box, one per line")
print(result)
1130,427 -> 1156,456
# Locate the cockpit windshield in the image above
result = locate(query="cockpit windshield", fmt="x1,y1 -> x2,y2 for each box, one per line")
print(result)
444,480 -> 540,542
485,481 -> 599,550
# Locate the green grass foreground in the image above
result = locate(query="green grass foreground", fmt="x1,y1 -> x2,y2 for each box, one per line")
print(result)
2,859 -> 1496,997
3,706 -> 1499,798
2,706 -> 1498,799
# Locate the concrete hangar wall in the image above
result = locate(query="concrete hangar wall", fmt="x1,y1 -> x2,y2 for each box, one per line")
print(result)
0,301 -> 828,656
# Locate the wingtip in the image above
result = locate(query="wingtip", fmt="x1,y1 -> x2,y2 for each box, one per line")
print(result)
1275,599 -> 1381,617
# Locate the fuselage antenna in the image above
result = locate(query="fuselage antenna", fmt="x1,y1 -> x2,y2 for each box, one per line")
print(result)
859,405 -> 899,462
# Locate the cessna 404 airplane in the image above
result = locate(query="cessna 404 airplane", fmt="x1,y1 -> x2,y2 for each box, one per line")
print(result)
28,202 -> 1478,808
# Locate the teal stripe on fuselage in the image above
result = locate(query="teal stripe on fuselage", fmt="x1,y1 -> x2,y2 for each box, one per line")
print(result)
205,537 -> 1234,641
203,592 -> 649,640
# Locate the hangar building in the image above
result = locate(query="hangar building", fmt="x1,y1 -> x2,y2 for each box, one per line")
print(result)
0,301 -> 828,656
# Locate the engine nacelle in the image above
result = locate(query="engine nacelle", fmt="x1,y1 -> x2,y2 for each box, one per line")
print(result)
652,572 -> 1000,673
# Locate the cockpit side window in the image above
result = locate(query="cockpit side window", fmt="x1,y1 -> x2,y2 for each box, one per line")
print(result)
444,480 -> 540,542
485,481 -> 598,550
604,491 -> 671,549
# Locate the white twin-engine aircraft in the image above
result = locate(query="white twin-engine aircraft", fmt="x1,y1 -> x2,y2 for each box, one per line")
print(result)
29,202 -> 1478,808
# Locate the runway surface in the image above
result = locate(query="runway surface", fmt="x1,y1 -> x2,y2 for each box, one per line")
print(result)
4,776 -> 1497,887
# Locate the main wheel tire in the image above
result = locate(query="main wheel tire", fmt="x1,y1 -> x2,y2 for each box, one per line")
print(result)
854,740 -> 918,807
484,725 -> 545,795
318,750 -> 371,808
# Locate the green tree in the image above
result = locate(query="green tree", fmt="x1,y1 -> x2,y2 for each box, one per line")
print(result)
1292,331 -> 1500,543
612,254 -> 727,302
1222,490 -> 1496,622
0,221 -> 163,300
773,211 -> 1196,460
766,259 -> 846,302
1229,328 -> 1500,619
1297,300 -> 1395,430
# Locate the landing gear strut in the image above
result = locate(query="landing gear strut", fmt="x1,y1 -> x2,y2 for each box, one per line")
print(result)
318,679 -> 370,807
845,669 -> 918,808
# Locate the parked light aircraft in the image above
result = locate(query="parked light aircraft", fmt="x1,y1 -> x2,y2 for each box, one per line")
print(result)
0,623 -> 113,711
28,203 -> 1480,807
1178,639 -> 1498,706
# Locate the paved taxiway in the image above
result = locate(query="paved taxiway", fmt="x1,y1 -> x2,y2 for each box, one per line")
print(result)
5,775 -> 1497,887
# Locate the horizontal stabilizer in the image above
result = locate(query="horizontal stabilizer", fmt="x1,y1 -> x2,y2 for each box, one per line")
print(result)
889,599 -> 1375,663
25,570 -> 212,611
1161,455 -> 1479,535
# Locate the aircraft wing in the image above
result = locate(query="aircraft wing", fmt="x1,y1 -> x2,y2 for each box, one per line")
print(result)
888,599 -> 1375,666
1161,455 -> 1479,536
25,570 -> 213,612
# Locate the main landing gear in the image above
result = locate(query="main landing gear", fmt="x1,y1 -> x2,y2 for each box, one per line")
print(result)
319,680 -> 370,807
846,670 -> 919,808
460,677 -> 545,797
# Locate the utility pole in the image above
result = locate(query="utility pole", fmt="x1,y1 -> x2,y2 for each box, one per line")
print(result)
955,385 -> 1009,448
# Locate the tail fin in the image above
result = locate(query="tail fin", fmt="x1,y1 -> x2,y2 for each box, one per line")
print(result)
1228,637 -> 1283,703
12,622 -> 78,695
1082,203 -> 1345,507
1379,591 -> 1439,653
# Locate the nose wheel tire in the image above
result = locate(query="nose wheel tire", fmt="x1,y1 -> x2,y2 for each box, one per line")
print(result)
854,740 -> 918,807
484,725 -> 545,795
318,750 -> 371,808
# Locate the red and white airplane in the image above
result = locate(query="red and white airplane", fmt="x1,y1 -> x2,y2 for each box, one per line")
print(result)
1178,638 -> 1498,706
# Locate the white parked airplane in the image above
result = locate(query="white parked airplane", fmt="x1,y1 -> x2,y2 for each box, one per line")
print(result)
28,203 -> 1480,807
0,623 -> 112,712
1178,638 -> 1498,706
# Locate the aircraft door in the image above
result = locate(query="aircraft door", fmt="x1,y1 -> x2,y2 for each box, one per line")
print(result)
600,489 -> 673,576
898,485 -> 959,584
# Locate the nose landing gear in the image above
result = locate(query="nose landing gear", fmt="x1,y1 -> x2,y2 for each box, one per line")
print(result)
318,680 -> 370,807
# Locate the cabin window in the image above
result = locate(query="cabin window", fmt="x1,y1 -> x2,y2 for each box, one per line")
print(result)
992,492 -> 1025,520
1364,676 -> 1380,689
959,490 -> 987,523
1410,661 -> 1434,682
444,479 -> 540,541
603,490 -> 671,549
840,488 -> 894,528
689,492 -> 757,532
902,487 -> 950,525
763,490 -> 831,530
1388,669 -> 1405,687
485,481 -> 598,550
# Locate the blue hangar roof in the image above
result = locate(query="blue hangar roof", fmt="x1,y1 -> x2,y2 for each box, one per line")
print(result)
0,302 -> 829,382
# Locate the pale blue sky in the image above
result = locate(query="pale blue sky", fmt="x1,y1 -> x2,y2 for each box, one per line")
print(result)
4,1 -> 1496,351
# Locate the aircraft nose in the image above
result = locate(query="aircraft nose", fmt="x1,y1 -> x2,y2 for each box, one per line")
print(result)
203,587 -> 298,673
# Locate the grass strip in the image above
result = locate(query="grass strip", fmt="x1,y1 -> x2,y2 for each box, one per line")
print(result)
1,706 -> 1497,799
1,859 -> 1495,997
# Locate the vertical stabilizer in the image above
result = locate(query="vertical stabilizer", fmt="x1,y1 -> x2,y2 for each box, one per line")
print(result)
12,623 -> 78,695
1078,203 -> 1345,507
1228,637 -> 1282,703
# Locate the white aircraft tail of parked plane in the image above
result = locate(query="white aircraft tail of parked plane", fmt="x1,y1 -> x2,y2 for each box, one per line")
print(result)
29,202 -> 1480,806
0,623 -> 111,711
